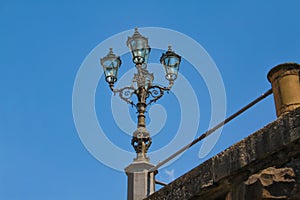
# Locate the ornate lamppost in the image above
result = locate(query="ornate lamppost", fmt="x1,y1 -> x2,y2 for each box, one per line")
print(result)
101,28 -> 181,200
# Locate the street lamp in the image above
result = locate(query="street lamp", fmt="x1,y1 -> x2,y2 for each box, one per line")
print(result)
101,28 -> 181,200
101,48 -> 121,84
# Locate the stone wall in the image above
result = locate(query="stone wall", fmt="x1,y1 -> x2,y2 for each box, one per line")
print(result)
145,107 -> 300,200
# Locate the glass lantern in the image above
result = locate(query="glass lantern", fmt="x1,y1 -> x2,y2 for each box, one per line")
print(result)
100,48 -> 121,83
160,46 -> 181,81
127,28 -> 150,65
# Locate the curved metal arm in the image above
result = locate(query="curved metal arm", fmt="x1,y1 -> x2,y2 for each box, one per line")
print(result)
166,80 -> 174,90
109,83 -> 136,106
147,84 -> 171,106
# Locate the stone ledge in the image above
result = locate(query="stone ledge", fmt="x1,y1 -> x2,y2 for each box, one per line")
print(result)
145,107 -> 300,200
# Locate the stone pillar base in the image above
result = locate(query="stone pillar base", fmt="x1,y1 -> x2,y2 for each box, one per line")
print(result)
125,160 -> 156,200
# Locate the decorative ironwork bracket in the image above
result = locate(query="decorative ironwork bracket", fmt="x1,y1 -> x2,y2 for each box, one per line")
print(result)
109,82 -> 173,111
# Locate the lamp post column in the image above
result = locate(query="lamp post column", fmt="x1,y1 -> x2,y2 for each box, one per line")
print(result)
125,84 -> 156,200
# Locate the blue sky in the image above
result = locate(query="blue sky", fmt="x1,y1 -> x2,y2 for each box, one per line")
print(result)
1,1 -> 300,199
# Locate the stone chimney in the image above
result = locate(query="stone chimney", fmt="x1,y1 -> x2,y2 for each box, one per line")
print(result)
267,63 -> 300,117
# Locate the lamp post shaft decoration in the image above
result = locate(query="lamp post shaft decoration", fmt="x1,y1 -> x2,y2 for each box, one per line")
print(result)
101,28 -> 181,161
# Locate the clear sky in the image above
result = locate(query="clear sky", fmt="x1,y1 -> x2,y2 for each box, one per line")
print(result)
1,1 -> 300,200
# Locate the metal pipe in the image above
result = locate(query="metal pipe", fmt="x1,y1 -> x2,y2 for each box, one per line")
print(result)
149,89 -> 273,172
155,180 -> 168,186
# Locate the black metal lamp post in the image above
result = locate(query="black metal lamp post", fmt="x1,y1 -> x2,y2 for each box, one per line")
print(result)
101,27 -> 181,159
100,27 -> 181,200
